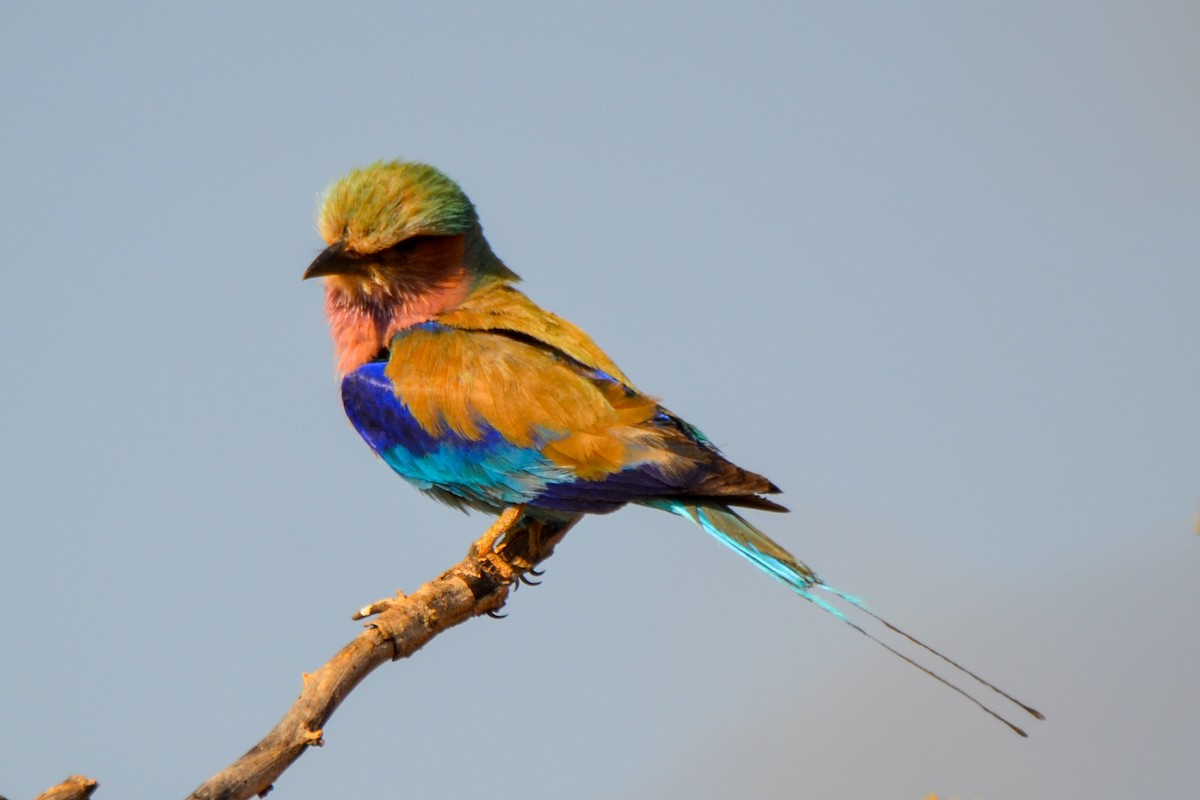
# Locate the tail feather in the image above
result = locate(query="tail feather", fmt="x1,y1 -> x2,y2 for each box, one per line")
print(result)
649,499 -> 1042,736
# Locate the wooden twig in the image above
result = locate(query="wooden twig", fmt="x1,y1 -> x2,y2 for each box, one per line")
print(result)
32,775 -> 98,800
184,511 -> 577,800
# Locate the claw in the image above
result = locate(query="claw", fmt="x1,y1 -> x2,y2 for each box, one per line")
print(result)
486,609 -> 508,619
518,573 -> 542,587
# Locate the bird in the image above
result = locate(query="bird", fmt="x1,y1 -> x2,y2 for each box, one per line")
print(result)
303,160 -> 1042,735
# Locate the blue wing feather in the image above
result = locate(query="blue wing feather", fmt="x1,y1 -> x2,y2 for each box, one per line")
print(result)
341,360 -> 741,514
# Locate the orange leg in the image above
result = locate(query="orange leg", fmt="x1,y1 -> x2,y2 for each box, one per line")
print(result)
472,505 -> 525,560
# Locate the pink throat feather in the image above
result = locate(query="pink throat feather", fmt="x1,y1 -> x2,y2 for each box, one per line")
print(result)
324,269 -> 471,376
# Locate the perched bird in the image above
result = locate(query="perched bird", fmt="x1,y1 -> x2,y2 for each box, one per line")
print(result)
304,160 -> 1041,735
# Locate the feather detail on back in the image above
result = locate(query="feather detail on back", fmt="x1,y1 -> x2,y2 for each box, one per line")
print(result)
439,282 -> 635,388
385,323 -> 659,479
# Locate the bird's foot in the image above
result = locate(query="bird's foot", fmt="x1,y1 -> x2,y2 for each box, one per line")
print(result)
472,505 -> 525,561
352,589 -> 408,620
471,506 -> 557,592
495,514 -> 550,572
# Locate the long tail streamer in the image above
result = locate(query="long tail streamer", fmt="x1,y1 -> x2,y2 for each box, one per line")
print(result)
656,501 -> 1043,736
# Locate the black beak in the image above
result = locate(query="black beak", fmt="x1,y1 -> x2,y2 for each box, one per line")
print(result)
303,241 -> 368,280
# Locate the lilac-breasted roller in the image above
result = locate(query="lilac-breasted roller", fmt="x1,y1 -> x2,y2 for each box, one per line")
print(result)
304,161 -> 1041,735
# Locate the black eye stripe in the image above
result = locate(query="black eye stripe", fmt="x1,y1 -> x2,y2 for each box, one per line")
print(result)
373,235 -> 449,264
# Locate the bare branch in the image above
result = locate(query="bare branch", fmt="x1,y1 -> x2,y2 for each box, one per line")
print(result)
33,776 -> 98,800
185,512 -> 577,800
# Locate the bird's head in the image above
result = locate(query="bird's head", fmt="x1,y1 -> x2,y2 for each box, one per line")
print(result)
304,160 -> 517,291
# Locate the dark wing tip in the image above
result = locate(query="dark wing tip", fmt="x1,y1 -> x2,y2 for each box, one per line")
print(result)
710,494 -> 790,513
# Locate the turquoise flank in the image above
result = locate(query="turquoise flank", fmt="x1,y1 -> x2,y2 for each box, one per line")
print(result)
379,436 -> 569,510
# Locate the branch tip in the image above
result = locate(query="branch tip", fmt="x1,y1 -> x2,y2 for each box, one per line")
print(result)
353,588 -> 410,620
33,775 -> 98,800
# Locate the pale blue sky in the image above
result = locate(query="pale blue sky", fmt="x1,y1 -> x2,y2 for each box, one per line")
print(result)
2,3 -> 1197,798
